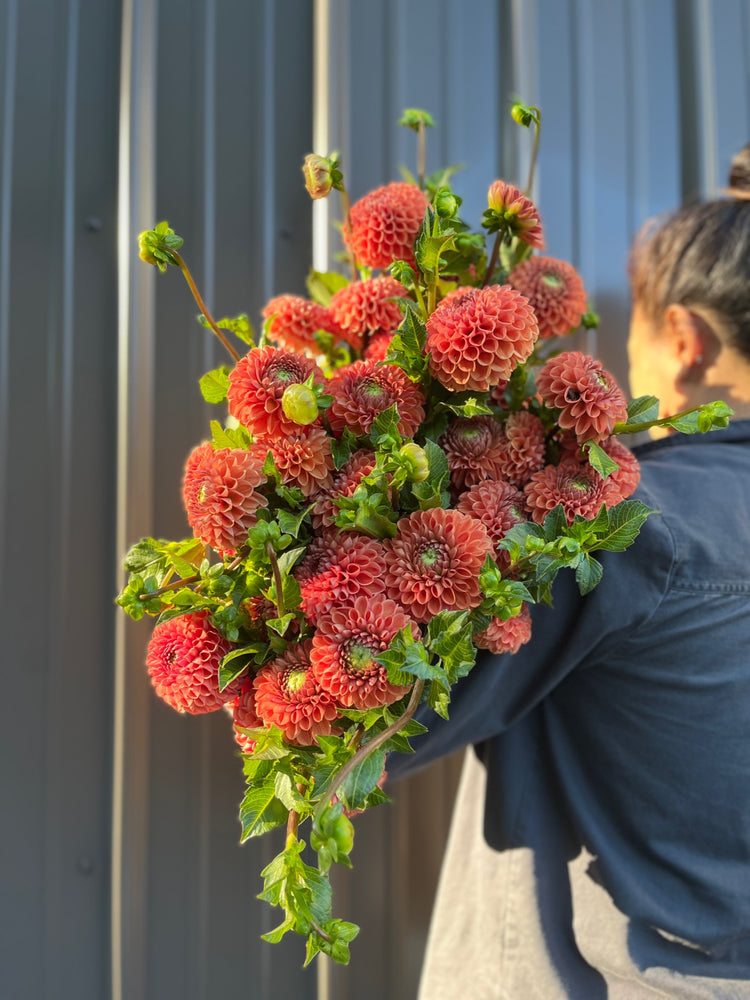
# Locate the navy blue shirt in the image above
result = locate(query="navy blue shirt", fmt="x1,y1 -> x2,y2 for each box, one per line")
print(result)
388,422 -> 750,997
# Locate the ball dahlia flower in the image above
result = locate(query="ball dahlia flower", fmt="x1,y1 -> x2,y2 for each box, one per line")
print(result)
384,507 -> 493,622
474,604 -> 533,655
327,359 -> 425,439
295,530 -> 388,624
486,180 -> 545,250
146,610 -> 235,714
311,449 -> 378,530
182,441 -> 268,554
364,331 -> 394,363
254,640 -> 339,746
227,346 -> 325,438
328,276 -> 409,352
496,410 -> 547,487
343,181 -> 429,271
599,436 -> 641,504
311,596 -> 418,710
228,675 -> 263,753
456,479 -> 527,571
425,284 -> 539,392
536,351 -> 628,443
261,294 -> 342,354
508,256 -> 588,339
439,416 -> 508,494
261,424 -> 334,497
524,462 -> 608,525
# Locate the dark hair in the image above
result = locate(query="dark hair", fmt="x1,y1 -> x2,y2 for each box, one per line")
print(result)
629,145 -> 750,360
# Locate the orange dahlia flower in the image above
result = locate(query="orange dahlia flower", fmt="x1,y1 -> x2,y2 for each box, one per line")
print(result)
343,181 -> 429,271
328,276 -> 408,352
262,294 -> 342,354
439,416 -> 508,494
261,424 -> 334,497
295,530 -> 387,624
254,640 -> 340,746
536,351 -> 628,443
486,180 -> 545,250
146,611 -> 235,714
508,256 -> 588,339
456,479 -> 527,571
227,346 -> 326,438
474,604 -> 533,655
311,449 -> 378,530
327,359 -> 425,439
524,462 -> 608,525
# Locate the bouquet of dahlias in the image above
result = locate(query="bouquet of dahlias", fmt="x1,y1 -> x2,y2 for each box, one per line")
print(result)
117,105 -> 730,966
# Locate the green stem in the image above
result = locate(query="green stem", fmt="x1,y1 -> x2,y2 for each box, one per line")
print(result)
286,808 -> 299,849
311,920 -> 334,944
172,250 -> 241,363
313,679 -> 425,825
483,231 -> 502,287
613,403 -> 707,436
338,186 -> 359,283
524,115 -> 541,197
139,572 -> 200,601
418,122 -> 426,189
267,544 -> 285,618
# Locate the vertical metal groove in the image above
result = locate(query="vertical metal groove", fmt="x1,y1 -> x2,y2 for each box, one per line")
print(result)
0,0 -> 17,605
262,0 -> 276,302
696,0 -> 717,194
113,1 -> 158,998
312,0 -> 331,272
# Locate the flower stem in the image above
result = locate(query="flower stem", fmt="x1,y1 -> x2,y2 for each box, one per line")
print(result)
338,187 -> 359,283
172,250 -> 241,363
524,115 -> 541,197
267,544 -> 286,619
311,920 -> 334,944
139,573 -> 200,601
483,232 -> 502,287
613,403 -> 712,436
313,679 -> 425,824
418,122 -> 427,189
286,808 -> 299,848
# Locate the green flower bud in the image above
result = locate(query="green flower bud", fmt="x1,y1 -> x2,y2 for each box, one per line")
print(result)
399,442 -> 430,482
398,108 -> 435,131
434,187 -> 460,218
281,383 -> 319,424
511,102 -> 534,127
390,259 -> 416,287
137,222 -> 183,272
303,154 -> 334,200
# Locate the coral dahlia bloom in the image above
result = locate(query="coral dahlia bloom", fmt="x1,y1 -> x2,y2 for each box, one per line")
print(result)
598,437 -> 641,506
425,284 -> 539,392
228,675 -> 263,753
262,294 -> 342,354
536,351 -> 628,443
524,462 -> 607,525
475,604 -> 533,655
254,640 -> 339,746
295,531 -> 388,623
312,449 -> 378,530
364,331 -> 394,363
327,360 -> 425,439
182,441 -> 268,554
343,181 -> 429,271
384,508 -> 493,622
227,346 -> 325,438
311,596 -> 418,710
328,276 -> 408,352
486,180 -> 545,250
146,610 -> 235,714
497,410 -> 547,487
261,424 -> 334,497
439,416 -> 508,494
456,479 -> 527,570
508,256 -> 588,339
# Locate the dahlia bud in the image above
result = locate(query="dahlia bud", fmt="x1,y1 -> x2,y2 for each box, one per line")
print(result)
399,442 -> 430,482
390,259 -> 416,287
302,153 -> 343,200
434,187 -> 460,218
281,383 -> 319,425
511,102 -> 536,127
398,108 -> 435,131
137,221 -> 183,272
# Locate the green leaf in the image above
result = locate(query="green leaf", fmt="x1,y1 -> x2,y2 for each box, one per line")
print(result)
438,394 -> 493,418
276,545 -> 306,576
306,269 -> 350,306
339,749 -> 385,811
584,439 -> 620,480
369,404 -> 402,450
266,612 -> 297,637
376,627 -> 450,690
199,366 -> 230,404
575,553 -> 604,595
277,506 -> 311,539
428,680 -> 451,720
201,312 -> 254,345
589,499 -> 654,552
210,419 -> 253,450
219,644 -> 264,691
330,427 -> 358,470
239,778 -> 288,840
426,610 -> 477,682
625,395 -> 659,425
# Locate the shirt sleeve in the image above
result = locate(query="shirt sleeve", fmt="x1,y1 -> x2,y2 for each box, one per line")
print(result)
386,494 -> 676,782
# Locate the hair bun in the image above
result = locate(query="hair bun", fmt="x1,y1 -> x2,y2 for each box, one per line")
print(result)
727,145 -> 750,198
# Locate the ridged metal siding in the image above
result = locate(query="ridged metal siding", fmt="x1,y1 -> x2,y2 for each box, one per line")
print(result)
2,1 -> 750,998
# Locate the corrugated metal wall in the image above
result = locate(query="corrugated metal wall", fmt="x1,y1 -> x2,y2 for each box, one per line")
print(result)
2,1 -> 750,998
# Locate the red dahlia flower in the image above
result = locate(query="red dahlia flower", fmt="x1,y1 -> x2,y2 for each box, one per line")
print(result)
486,180 -> 545,250
524,462 -> 608,525
327,359 -> 425,439
536,351 -> 628,443
456,479 -> 527,571
508,256 -> 588,339
343,181 -> 429,271
227,346 -> 325,438
261,424 -> 334,497
254,640 -> 339,746
474,604 -> 533,655
425,284 -> 539,392
182,441 -> 268,554
497,410 -> 547,487
311,449 -> 378,530
439,416 -> 508,494
328,276 -> 409,352
228,675 -> 263,753
598,436 -> 641,503
295,531 -> 388,624
146,610 -> 235,714
364,331 -> 394,363
384,507 -> 493,622
261,294 -> 342,354
311,596 -> 418,709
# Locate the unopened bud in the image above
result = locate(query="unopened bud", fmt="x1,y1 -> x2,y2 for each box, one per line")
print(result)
303,154 -> 335,200
511,103 -> 534,127
398,108 -> 435,131
399,442 -> 429,482
281,383 -> 319,424
434,188 -> 460,218
390,259 -> 416,287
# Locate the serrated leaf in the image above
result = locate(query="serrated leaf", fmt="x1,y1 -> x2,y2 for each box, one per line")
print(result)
277,506 -> 311,539
626,395 -> 659,424
438,395 -> 493,418
590,499 -> 654,552
266,612 -> 296,637
330,427 -> 358,469
426,610 -> 476,682
306,269 -> 350,306
210,419 -> 252,450
339,749 -> 385,811
575,553 -> 604,595
428,680 -> 451,720
199,366 -> 230,404
584,439 -> 620,480
219,644 -> 264,691
239,780 -> 288,840
541,505 -> 569,542
276,545 -> 306,576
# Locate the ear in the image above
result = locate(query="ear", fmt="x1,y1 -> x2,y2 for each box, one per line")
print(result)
663,304 -> 709,378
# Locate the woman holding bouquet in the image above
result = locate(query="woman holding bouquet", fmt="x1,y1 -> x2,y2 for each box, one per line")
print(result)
388,149 -> 750,998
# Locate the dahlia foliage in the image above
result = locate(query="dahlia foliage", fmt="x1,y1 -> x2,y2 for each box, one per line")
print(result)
119,106 -> 731,967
